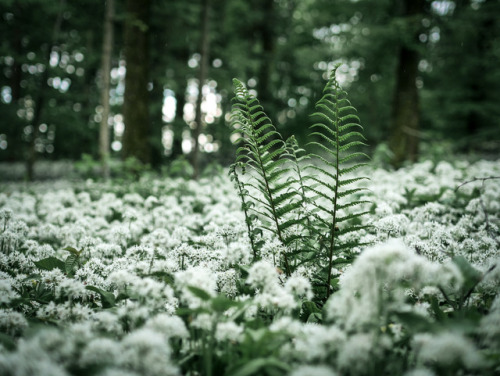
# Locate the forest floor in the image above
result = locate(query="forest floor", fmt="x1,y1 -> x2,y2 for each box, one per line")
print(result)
0,157 -> 500,375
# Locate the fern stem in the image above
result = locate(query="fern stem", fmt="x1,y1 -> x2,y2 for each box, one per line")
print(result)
326,86 -> 340,299
231,165 -> 258,260
244,103 -> 291,276
252,133 -> 291,276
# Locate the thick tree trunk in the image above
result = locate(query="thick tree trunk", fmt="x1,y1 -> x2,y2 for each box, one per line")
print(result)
388,0 -> 425,168
122,0 -> 151,164
99,0 -> 114,179
191,0 -> 211,179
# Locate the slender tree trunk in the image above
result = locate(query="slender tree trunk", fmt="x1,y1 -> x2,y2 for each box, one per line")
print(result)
11,15 -> 22,103
26,0 -> 65,181
171,84 -> 187,160
122,0 -> 151,164
99,0 -> 114,179
388,0 -> 425,168
191,0 -> 211,179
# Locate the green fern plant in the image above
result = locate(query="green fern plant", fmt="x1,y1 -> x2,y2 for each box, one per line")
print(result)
229,65 -> 370,299
229,79 -> 304,276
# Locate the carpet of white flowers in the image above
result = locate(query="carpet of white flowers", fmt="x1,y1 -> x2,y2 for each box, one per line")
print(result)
1,159 -> 500,376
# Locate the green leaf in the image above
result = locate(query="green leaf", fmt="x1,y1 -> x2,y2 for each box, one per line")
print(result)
231,358 -> 290,376
187,286 -> 212,301
452,255 -> 482,291
33,257 -> 65,272
307,312 -> 323,323
211,295 -> 238,313
0,332 -> 16,351
392,310 -> 434,333
86,286 -> 116,308
65,254 -> 79,275
430,295 -> 446,321
63,246 -> 82,256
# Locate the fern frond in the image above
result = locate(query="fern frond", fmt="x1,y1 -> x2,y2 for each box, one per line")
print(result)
304,64 -> 370,299
230,79 -> 308,276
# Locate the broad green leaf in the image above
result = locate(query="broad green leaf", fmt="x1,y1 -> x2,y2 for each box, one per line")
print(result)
86,285 -> 115,308
452,255 -> 482,291
65,254 -> 79,275
33,257 -> 65,272
187,286 -> 212,301
231,358 -> 290,376
211,295 -> 238,313
63,246 -> 81,256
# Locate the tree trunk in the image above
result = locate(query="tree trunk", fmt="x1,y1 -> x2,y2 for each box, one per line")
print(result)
122,0 -> 151,164
26,0 -> 65,181
99,0 -> 114,179
171,84 -> 187,160
388,0 -> 425,168
191,0 -> 211,179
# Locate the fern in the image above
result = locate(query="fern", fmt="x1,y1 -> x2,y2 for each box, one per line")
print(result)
229,163 -> 259,260
230,79 -> 305,276
306,65 -> 370,298
230,66 -> 370,299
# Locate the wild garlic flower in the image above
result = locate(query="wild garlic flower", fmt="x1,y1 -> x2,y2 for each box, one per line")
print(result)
175,266 -> 217,308
291,324 -> 347,362
0,278 -> 19,304
325,239 -> 442,330
247,260 -> 280,290
54,278 -> 88,300
215,321 -> 244,343
145,313 -> 189,339
289,365 -> 337,376
0,309 -> 28,335
79,338 -> 121,367
479,294 -> 500,347
413,332 -> 484,369
118,328 -> 179,376
284,275 -> 313,301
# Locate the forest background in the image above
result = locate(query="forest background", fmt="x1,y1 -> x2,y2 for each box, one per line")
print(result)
1,0 -> 499,180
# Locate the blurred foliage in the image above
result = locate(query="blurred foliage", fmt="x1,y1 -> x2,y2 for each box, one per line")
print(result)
0,0 -> 499,172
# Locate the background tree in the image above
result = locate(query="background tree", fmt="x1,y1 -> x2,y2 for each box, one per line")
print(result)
388,0 -> 427,167
122,0 -> 151,164
99,0 -> 114,179
191,0 -> 212,179
1,0 -> 499,177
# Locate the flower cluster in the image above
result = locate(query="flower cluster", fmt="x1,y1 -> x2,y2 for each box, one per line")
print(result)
0,159 -> 499,375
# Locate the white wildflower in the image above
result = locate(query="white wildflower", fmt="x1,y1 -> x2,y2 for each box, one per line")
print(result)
284,275 -> 313,300
289,365 -> 337,376
145,314 -> 189,339
215,321 -> 243,343
325,239 -> 440,330
175,266 -> 216,308
413,332 -> 484,369
404,368 -> 436,376
0,278 -> 19,304
119,328 -> 178,376
79,338 -> 120,367
247,260 -> 280,290
0,309 -> 28,335
292,324 -> 347,362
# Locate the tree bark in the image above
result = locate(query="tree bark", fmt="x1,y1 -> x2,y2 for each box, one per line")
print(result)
191,0 -> 211,179
388,0 -> 425,168
99,0 -> 114,179
171,84 -> 187,160
122,0 -> 151,164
